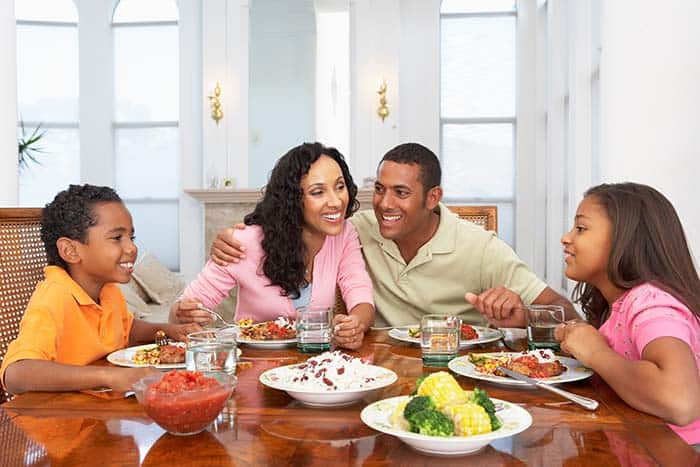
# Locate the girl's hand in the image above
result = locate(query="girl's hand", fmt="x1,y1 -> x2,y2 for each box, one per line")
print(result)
332,314 -> 365,350
555,320 -> 609,367
164,322 -> 202,342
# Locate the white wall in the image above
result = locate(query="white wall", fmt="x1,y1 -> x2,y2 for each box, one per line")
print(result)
599,0 -> 700,260
0,0 -> 18,205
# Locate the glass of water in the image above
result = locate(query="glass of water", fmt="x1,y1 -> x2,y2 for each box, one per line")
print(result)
186,328 -> 238,382
420,314 -> 461,367
526,305 -> 564,351
295,306 -> 332,353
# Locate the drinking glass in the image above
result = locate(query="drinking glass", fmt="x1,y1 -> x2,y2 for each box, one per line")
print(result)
185,328 -> 238,381
420,314 -> 460,367
295,306 -> 332,353
526,305 -> 565,351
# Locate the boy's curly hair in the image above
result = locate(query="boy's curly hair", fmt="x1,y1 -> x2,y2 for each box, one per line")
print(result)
41,184 -> 122,269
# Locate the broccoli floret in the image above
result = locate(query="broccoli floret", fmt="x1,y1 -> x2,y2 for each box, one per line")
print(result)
410,375 -> 428,395
403,396 -> 435,421
407,408 -> 455,437
471,387 -> 502,431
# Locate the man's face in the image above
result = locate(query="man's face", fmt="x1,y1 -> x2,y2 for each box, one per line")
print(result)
373,161 -> 438,243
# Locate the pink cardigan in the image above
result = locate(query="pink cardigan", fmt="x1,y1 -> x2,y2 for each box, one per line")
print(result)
181,221 -> 374,322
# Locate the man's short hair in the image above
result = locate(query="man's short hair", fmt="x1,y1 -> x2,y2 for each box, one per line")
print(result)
41,184 -> 122,269
381,143 -> 441,193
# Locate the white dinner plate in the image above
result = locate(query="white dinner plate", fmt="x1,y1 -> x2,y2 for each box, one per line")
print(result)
237,337 -> 297,349
448,352 -> 594,387
388,325 -> 503,349
361,395 -> 532,456
259,363 -> 397,407
107,344 -> 242,369
106,344 -> 187,369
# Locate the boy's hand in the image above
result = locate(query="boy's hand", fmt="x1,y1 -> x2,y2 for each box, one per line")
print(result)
169,299 -> 213,325
210,224 -> 246,266
164,322 -> 202,342
108,367 -> 159,392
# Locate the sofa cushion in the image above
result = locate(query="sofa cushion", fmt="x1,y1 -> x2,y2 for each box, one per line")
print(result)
118,282 -> 151,319
131,253 -> 186,305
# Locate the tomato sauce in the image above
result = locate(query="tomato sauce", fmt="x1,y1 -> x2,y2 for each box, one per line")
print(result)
143,371 -> 232,434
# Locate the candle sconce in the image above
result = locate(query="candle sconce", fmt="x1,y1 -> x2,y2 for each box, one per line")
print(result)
377,80 -> 389,122
208,82 -> 224,125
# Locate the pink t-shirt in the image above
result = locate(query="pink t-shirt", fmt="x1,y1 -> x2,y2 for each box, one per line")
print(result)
600,283 -> 700,444
182,221 -> 374,322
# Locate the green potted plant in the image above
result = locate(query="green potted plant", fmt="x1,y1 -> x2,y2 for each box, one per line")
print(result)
17,120 -> 47,170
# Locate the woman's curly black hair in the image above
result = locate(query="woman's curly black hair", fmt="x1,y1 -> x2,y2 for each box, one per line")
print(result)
244,142 -> 359,298
41,184 -> 122,269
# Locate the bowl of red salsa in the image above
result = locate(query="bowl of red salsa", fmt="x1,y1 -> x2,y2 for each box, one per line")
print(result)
133,370 -> 235,436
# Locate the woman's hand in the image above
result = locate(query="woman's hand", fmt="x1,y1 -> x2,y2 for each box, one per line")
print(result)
332,314 -> 366,350
169,299 -> 214,325
555,320 -> 609,367
164,322 -> 202,342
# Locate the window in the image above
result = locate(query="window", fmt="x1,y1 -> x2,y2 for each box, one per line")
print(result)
439,0 -> 517,245
112,0 -> 180,270
15,0 -> 80,207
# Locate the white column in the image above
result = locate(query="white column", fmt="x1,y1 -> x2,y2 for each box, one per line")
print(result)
600,0 -> 700,259
75,0 -> 115,186
0,1 -> 18,206
178,0 -> 204,280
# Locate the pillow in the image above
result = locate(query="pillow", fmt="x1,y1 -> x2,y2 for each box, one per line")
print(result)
118,282 -> 151,318
131,253 -> 186,305
124,278 -> 151,303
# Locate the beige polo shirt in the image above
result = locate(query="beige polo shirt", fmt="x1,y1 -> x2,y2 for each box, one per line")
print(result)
350,203 -> 547,327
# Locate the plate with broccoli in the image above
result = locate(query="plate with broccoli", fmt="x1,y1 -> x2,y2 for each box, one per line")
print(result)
360,372 -> 532,456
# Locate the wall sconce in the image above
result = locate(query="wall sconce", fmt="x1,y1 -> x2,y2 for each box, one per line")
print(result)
377,79 -> 389,122
208,81 -> 224,125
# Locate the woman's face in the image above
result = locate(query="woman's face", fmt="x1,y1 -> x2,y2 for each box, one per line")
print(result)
560,195 -> 613,288
300,155 -> 349,238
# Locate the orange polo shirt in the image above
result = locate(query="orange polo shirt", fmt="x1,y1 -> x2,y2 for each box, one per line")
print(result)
0,266 -> 134,386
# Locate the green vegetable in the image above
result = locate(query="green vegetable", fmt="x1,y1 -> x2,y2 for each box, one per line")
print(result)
471,387 -> 502,431
407,408 -> 455,437
410,375 -> 428,395
403,395 -> 435,421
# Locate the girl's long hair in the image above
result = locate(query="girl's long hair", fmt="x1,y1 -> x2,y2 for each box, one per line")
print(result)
244,142 -> 359,298
572,182 -> 700,327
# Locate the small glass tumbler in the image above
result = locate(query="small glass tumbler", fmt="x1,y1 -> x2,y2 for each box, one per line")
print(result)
295,306 -> 332,354
185,328 -> 238,381
526,305 -> 565,351
420,314 -> 461,367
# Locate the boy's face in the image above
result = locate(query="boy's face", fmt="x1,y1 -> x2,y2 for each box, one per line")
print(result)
72,201 -> 138,286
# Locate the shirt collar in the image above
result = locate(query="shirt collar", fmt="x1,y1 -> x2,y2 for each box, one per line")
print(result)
43,265 -> 121,308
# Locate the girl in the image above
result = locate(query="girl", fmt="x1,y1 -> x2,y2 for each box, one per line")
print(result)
557,182 -> 700,445
170,142 -> 374,349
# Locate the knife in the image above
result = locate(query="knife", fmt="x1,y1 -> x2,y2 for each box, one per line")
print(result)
497,366 -> 599,411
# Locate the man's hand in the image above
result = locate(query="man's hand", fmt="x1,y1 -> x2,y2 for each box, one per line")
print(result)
465,286 -> 527,328
169,298 -> 214,325
210,224 -> 246,266
554,320 -> 607,367
332,314 -> 366,350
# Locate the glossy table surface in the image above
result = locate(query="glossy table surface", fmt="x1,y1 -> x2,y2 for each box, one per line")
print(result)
1,331 -> 698,466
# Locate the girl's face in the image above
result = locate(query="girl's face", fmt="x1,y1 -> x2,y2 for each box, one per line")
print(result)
561,196 -> 613,288
300,155 -> 349,238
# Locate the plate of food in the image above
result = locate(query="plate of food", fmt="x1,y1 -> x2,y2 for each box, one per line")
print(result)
259,350 -> 397,407
360,372 -> 532,456
388,324 -> 503,348
237,317 -> 297,349
448,350 -> 593,386
107,343 -> 187,369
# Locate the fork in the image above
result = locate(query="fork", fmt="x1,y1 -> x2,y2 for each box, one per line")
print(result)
155,330 -> 168,346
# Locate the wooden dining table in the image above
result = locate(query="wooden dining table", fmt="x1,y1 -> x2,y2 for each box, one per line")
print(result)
1,330 -> 698,466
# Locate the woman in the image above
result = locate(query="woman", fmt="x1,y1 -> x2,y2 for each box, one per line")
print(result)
170,142 -> 374,349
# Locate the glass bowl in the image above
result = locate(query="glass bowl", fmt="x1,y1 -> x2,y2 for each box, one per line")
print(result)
133,371 -> 236,436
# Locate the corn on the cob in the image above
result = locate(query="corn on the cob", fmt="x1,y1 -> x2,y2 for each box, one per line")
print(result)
416,371 -> 468,409
443,402 -> 492,436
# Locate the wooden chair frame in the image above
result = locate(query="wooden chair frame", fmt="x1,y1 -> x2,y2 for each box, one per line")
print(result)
447,205 -> 498,232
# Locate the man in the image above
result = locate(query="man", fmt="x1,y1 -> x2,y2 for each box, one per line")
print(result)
195,143 -> 576,328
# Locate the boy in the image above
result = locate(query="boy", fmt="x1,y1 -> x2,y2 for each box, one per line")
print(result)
1,184 -> 200,394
